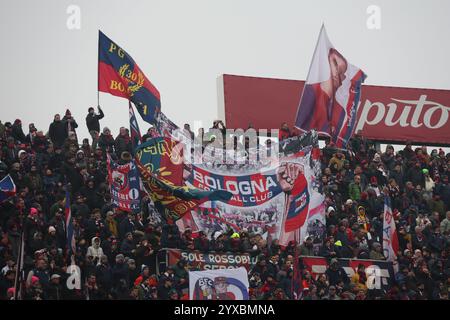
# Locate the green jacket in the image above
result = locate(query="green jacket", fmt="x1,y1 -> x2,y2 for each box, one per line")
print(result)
348,183 -> 361,201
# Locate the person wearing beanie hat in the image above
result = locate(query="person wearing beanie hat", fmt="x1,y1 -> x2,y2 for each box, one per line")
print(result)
230,232 -> 240,239
115,127 -> 132,159
97,126 -> 115,155
62,108 -> 78,138
48,226 -> 56,234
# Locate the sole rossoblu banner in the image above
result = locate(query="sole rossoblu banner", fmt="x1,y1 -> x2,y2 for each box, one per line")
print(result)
167,248 -> 258,271
189,267 -> 250,300
177,146 -> 325,246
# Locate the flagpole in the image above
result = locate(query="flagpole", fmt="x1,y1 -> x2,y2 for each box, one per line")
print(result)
13,215 -> 25,300
97,30 -> 100,108
294,23 -> 325,132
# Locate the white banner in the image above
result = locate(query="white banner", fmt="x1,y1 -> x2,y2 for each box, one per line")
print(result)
189,267 -> 249,300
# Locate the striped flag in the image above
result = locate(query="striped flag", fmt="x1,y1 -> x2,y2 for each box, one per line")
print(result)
65,189 -> 76,256
383,196 -> 399,273
129,101 -> 142,151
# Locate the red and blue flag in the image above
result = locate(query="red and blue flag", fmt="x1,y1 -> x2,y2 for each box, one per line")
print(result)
65,189 -> 76,256
0,175 -> 16,202
98,31 -> 161,124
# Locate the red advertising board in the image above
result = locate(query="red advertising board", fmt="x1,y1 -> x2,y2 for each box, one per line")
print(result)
219,74 -> 450,146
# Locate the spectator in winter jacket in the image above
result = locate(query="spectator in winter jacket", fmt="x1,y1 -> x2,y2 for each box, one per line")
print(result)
120,232 -> 135,258
87,237 -> 104,265
115,127 -> 132,157
348,175 -> 362,201
48,114 -> 67,148
62,109 -> 78,138
98,127 -> 115,156
119,213 -> 136,240
86,106 -> 105,150
440,211 -> 450,234
299,236 -> 315,256
11,119 -> 26,143
369,242 -> 385,260
325,259 -> 350,286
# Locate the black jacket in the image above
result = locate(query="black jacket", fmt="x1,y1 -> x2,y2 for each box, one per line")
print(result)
86,109 -> 105,132
48,120 -> 68,148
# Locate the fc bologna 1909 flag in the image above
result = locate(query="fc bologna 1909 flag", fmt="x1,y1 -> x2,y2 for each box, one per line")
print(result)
98,31 -> 161,124
189,267 -> 249,300
294,25 -> 366,148
107,154 -> 141,213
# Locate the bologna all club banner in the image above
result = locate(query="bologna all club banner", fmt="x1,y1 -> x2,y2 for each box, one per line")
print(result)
219,74 -> 450,145
135,138 -> 232,223
167,249 -> 257,270
98,31 -> 161,124
177,131 -> 326,247
189,267 -> 250,300
300,256 -> 395,291
294,26 -> 366,148
107,155 -> 141,213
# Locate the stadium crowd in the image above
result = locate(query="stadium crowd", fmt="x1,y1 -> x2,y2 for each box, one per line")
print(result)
0,109 -> 449,300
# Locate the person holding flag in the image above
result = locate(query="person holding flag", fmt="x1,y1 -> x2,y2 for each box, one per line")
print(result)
85,105 -> 105,150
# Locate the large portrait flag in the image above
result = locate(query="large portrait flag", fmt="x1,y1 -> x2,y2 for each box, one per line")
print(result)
294,25 -> 366,148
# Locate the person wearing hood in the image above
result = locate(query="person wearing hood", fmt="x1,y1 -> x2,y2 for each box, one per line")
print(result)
48,114 -> 68,148
87,237 -> 104,265
11,119 -> 26,143
211,231 -> 227,252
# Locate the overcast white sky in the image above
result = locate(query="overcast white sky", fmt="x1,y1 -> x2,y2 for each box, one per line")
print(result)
1,0 -> 449,151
